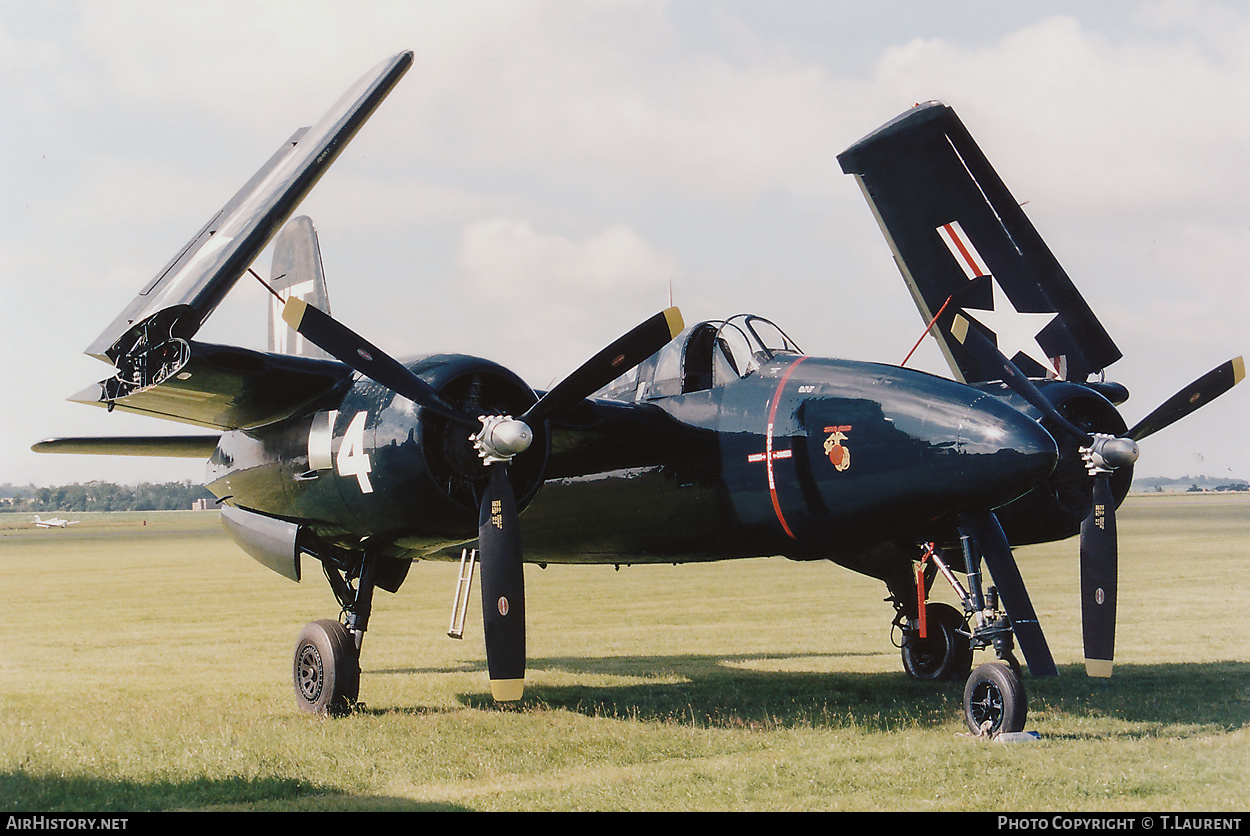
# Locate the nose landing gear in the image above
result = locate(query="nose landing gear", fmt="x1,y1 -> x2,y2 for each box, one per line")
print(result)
964,660 -> 1027,736
894,541 -> 1031,738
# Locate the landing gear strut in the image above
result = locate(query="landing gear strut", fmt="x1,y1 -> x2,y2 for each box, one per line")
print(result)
893,540 -> 1030,737
293,549 -> 380,716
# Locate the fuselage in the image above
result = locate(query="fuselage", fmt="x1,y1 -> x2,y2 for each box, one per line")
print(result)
207,349 -> 1068,581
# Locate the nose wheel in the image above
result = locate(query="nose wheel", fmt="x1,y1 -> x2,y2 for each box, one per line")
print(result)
963,661 -> 1027,736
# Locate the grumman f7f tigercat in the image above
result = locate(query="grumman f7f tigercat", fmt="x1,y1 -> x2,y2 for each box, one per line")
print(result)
36,52 -> 1244,736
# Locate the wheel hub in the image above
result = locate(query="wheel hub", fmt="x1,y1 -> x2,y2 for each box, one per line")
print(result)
967,680 -> 1005,731
296,643 -> 324,702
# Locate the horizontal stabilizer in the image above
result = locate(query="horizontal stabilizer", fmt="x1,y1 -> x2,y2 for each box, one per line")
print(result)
87,51 -> 413,365
33,435 -> 220,458
838,101 -> 1121,384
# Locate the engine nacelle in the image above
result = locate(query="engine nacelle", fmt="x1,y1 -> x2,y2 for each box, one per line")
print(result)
399,354 -> 549,514
991,379 -> 1133,546
208,353 -> 550,553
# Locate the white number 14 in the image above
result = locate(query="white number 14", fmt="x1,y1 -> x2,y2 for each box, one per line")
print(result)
336,410 -> 374,494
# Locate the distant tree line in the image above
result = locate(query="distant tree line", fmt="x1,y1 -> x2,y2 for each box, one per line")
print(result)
1132,474 -> 1248,493
0,481 -> 213,512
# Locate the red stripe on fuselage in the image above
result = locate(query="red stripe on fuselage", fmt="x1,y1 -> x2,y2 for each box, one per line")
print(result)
765,356 -> 808,539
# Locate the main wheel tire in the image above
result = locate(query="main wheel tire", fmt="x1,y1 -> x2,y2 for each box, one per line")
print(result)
293,619 -> 360,716
963,661 -> 1027,736
901,602 -> 973,681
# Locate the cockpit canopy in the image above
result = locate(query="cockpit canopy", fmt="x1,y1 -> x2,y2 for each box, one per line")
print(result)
597,314 -> 801,402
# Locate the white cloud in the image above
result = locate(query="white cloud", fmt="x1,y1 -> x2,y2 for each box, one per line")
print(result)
460,218 -> 678,296
455,217 -> 681,383
868,14 -> 1249,218
3,1 -> 1247,484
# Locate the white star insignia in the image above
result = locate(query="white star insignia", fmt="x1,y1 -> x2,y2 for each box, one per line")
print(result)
964,280 -> 1058,372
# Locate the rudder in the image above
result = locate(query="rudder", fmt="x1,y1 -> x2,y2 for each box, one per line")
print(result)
268,216 -> 332,359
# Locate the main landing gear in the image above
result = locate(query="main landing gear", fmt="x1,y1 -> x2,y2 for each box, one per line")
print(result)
892,542 -> 1028,737
293,549 -> 390,716
294,619 -> 359,716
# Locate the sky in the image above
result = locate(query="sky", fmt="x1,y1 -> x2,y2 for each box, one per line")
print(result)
2,0 -> 1247,487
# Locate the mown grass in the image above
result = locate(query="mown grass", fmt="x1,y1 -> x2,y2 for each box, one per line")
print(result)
1,495 -> 1247,811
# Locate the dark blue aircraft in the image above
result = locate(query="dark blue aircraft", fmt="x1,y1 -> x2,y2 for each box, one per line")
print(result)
35,52 -> 1243,736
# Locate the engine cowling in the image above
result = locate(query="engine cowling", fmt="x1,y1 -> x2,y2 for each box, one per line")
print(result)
397,354 -> 549,513
209,353 -> 550,549
992,380 -> 1133,546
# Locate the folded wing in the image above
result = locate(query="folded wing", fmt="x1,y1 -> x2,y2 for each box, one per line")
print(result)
837,101 -> 1121,384
73,51 -> 412,431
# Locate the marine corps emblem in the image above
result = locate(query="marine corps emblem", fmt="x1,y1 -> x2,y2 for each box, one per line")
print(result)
823,425 -> 852,472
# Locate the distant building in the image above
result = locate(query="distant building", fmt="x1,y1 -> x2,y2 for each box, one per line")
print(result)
192,498 -> 213,511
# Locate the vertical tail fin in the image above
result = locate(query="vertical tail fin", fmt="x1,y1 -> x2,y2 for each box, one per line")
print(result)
268,216 -> 332,359
837,101 -> 1121,384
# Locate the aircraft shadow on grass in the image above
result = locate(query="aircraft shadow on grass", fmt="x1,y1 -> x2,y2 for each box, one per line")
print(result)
10,662 -> 1239,811
370,656 -> 1249,733
0,771 -> 468,814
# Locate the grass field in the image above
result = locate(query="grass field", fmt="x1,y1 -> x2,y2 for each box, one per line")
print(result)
1,493 -> 1247,812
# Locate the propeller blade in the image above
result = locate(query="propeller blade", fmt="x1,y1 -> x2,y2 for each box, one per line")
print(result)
478,465 -> 525,700
950,314 -> 1092,445
1080,474 -> 1117,677
282,298 -> 476,427
961,512 -> 1058,677
523,307 -> 683,424
1127,357 -> 1245,442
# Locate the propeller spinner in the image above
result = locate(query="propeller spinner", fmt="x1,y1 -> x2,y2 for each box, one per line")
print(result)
952,314 -> 1243,677
283,297 -> 684,699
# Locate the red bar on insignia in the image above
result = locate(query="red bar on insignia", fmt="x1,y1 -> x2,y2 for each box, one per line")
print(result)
937,221 -> 990,280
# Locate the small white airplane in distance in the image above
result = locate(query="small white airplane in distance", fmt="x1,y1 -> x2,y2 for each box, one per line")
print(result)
32,516 -> 78,528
